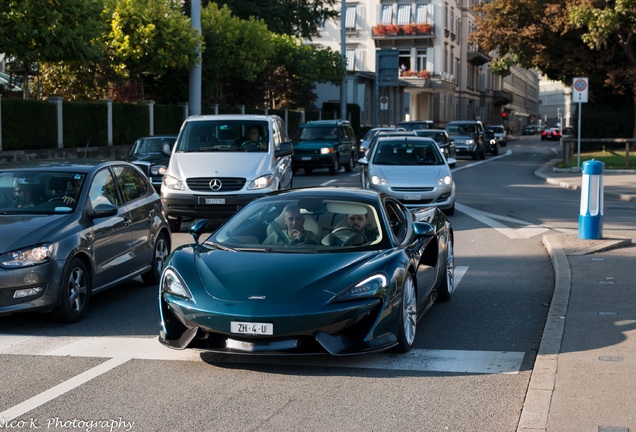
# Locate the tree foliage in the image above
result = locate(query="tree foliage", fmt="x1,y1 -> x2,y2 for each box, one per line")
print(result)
0,0 -> 106,98
210,0 -> 340,40
471,0 -> 636,137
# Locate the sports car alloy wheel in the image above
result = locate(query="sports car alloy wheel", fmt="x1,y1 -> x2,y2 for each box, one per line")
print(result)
396,272 -> 417,352
437,237 -> 455,301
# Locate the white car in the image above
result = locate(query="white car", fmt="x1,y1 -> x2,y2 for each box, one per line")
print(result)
161,114 -> 294,231
358,135 -> 455,215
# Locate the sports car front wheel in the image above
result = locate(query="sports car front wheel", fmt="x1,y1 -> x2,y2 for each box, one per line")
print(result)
395,272 -> 417,353
437,236 -> 455,302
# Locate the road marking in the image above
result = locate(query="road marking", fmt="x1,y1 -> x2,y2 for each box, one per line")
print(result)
455,203 -> 551,239
0,335 -> 522,375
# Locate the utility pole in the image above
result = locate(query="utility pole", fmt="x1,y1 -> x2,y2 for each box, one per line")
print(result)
189,0 -> 202,116
339,0 -> 347,120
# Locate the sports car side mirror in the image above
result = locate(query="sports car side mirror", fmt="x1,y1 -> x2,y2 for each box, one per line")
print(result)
413,221 -> 435,238
189,219 -> 208,244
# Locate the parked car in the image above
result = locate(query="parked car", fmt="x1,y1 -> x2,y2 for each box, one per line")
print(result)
0,160 -> 171,322
445,120 -> 486,160
291,120 -> 358,175
523,125 -> 536,135
359,127 -> 395,159
396,120 -> 435,130
486,125 -> 507,146
161,114 -> 294,231
159,187 -> 455,355
412,129 -> 457,166
125,134 -> 177,192
541,127 -> 562,141
358,135 -> 455,215
563,126 -> 574,135
484,129 -> 499,155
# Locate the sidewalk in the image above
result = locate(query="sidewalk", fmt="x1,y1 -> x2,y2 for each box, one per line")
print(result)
517,161 -> 636,431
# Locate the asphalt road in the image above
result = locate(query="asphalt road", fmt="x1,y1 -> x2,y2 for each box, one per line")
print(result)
0,134 -> 597,432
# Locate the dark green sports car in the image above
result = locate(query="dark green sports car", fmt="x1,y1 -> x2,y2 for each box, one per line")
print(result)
159,187 -> 455,356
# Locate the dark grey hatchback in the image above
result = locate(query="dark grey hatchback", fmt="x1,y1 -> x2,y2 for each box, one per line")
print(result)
0,160 -> 171,322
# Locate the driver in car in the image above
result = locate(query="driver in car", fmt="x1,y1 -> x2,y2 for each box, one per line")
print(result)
346,213 -> 379,242
263,206 -> 319,245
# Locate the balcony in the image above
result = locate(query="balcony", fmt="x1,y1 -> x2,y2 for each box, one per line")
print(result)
467,49 -> 490,66
493,90 -> 513,106
372,23 -> 435,40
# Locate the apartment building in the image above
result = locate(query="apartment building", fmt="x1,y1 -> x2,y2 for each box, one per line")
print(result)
308,0 -> 540,129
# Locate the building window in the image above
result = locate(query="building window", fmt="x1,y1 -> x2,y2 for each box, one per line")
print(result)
416,49 -> 427,71
399,49 -> 411,71
345,5 -> 357,30
346,49 -> 356,71
380,5 -> 392,24
397,4 -> 411,25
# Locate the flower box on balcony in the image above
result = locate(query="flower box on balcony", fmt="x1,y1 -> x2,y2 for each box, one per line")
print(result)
372,24 -> 387,36
385,24 -> 401,36
416,23 -> 433,35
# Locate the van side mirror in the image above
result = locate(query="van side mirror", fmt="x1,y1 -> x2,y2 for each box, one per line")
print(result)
275,142 -> 293,158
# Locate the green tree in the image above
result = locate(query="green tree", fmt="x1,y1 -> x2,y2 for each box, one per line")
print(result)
0,0 -> 106,99
105,0 -> 201,100
199,3 -> 273,104
471,0 -> 636,138
255,34 -> 344,109
206,0 -> 339,40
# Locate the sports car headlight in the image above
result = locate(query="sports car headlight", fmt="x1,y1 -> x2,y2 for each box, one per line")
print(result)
320,147 -> 334,155
163,175 -> 185,191
371,175 -> 386,186
161,268 -> 192,299
248,175 -> 274,190
0,243 -> 54,268
336,274 -> 388,301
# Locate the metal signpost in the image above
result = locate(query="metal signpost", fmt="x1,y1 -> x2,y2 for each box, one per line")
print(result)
374,50 -> 399,126
572,77 -> 589,169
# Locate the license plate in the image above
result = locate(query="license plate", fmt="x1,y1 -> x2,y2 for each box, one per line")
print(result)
404,194 -> 421,200
301,156 -> 312,161
205,198 -> 225,204
231,321 -> 273,335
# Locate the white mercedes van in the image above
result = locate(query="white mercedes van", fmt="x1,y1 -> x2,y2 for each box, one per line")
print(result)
161,114 -> 294,231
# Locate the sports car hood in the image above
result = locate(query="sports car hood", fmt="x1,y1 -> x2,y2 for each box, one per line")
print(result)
0,214 -> 75,253
193,248 -> 380,303
372,165 -> 447,184
170,152 -> 273,180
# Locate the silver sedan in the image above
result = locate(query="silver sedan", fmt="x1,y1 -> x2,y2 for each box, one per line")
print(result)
358,135 -> 455,215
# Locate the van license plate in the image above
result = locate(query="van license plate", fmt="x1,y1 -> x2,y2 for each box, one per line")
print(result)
205,198 -> 225,204
302,156 -> 312,161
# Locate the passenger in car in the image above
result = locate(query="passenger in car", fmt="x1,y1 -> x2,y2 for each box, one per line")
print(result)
263,206 -> 319,245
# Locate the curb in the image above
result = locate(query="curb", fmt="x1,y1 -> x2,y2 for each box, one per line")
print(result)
516,234 -> 571,432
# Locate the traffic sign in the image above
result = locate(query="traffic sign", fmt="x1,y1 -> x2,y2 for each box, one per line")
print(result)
380,96 -> 389,110
572,77 -> 588,103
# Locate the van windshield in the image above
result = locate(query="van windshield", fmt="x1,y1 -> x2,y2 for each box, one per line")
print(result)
175,121 -> 269,152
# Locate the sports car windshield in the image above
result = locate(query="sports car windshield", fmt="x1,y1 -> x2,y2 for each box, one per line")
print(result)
372,139 -> 445,166
175,120 -> 269,152
207,198 -> 386,252
0,170 -> 86,214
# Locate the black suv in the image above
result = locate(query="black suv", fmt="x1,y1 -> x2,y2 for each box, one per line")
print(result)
125,134 -> 177,191
292,120 -> 358,175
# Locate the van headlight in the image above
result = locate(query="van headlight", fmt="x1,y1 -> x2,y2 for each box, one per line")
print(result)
248,175 -> 274,190
163,175 -> 185,191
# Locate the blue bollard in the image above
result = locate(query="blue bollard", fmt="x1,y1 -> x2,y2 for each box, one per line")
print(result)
578,160 -> 604,240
